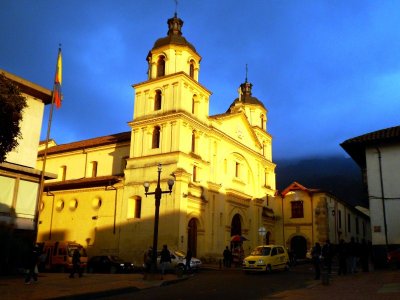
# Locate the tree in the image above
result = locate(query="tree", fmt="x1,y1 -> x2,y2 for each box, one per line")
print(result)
0,73 -> 27,163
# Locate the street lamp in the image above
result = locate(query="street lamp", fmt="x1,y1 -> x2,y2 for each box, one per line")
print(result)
143,163 -> 174,273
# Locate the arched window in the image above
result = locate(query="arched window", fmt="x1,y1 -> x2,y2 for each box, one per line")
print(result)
191,131 -> 196,153
189,60 -> 195,78
152,126 -> 160,149
59,166 -> 67,181
260,114 -> 265,129
91,161 -> 98,177
154,90 -> 162,110
192,94 -> 197,114
193,165 -> 197,182
157,56 -> 165,77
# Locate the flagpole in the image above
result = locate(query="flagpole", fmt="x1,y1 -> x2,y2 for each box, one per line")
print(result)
35,47 -> 61,243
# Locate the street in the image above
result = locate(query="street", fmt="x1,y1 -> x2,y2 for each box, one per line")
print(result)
100,263 -> 317,300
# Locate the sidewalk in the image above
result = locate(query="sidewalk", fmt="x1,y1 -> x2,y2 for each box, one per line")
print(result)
0,272 -> 187,300
1,265 -> 399,299
272,267 -> 400,299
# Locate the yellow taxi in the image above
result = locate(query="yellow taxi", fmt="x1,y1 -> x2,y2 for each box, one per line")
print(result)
242,245 -> 290,273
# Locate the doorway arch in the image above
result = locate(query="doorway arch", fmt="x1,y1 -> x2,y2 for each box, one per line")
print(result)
230,214 -> 242,236
290,235 -> 307,259
187,218 -> 198,257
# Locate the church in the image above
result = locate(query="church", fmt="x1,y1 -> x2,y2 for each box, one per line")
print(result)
36,13 -> 278,264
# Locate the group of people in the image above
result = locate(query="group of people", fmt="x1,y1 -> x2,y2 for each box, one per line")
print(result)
311,238 -> 371,280
24,243 -> 83,284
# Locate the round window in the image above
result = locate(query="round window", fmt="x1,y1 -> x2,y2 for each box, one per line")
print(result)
69,199 -> 78,210
92,197 -> 102,209
56,199 -> 64,211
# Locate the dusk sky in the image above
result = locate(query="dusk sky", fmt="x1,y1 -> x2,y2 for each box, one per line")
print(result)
1,0 -> 399,160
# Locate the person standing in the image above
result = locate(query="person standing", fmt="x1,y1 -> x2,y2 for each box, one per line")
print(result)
69,249 -> 82,278
223,246 -> 232,268
160,244 -> 171,275
322,239 -> 333,274
311,242 -> 322,280
185,248 -> 192,272
24,244 -> 40,284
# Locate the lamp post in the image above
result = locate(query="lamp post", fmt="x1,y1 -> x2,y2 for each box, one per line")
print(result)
143,163 -> 174,273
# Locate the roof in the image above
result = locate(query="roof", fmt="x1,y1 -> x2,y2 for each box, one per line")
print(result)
38,131 -> 131,157
341,125 -> 400,167
0,69 -> 52,104
280,181 -> 322,197
151,14 -> 198,55
43,175 -> 122,191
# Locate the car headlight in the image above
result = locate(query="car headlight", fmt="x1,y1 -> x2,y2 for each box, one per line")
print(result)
120,264 -> 124,267
257,259 -> 264,264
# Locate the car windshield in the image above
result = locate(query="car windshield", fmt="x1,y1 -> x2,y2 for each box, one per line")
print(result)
68,246 -> 87,257
251,247 -> 271,256
174,250 -> 186,258
109,256 -> 124,263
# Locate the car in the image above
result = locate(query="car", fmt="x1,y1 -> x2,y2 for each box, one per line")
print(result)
157,250 -> 202,272
87,255 -> 135,273
242,245 -> 290,273
387,248 -> 400,268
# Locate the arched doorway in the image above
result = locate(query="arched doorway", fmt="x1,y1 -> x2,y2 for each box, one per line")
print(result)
187,218 -> 198,257
230,214 -> 242,236
290,235 -> 307,259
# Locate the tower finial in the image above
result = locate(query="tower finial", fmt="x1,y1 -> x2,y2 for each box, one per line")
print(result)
245,63 -> 248,83
174,0 -> 178,16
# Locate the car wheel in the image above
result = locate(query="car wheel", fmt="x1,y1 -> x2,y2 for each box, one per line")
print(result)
284,263 -> 290,271
110,266 -> 117,274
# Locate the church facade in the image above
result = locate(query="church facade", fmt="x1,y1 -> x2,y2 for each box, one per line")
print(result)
36,14 -> 278,264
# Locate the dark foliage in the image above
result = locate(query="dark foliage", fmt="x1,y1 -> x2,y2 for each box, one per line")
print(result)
0,73 -> 27,163
276,155 -> 368,207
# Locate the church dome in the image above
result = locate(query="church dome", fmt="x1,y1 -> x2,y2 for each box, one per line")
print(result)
227,81 -> 265,113
151,13 -> 198,54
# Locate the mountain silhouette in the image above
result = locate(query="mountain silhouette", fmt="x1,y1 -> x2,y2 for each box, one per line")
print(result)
275,155 -> 368,208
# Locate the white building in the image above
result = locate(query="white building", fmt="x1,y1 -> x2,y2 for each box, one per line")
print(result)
341,125 -> 400,267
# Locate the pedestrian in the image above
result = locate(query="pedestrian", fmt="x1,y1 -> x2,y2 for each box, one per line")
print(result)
322,239 -> 334,274
185,248 -> 192,272
143,246 -> 153,272
347,237 -> 357,274
69,248 -> 82,278
223,246 -> 232,268
337,239 -> 347,276
359,239 -> 369,272
160,244 -> 171,275
24,244 -> 40,284
311,242 -> 322,280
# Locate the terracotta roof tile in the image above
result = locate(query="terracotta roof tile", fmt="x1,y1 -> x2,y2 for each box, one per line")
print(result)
38,131 -> 131,157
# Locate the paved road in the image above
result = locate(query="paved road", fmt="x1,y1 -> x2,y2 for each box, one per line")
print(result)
100,264 -> 317,300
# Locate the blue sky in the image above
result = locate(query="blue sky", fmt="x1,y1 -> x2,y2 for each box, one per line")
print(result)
1,0 -> 399,160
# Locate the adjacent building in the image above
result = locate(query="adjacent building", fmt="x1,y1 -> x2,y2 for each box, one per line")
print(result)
277,182 -> 371,259
0,69 -> 54,273
341,125 -> 400,266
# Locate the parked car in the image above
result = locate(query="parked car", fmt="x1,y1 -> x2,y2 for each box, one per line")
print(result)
387,248 -> 400,268
157,250 -> 202,272
242,245 -> 290,273
87,255 -> 135,273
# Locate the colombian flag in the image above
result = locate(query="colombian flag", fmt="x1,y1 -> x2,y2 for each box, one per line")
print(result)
54,48 -> 62,108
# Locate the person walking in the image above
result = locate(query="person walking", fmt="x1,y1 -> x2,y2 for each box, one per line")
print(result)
311,242 -> 322,280
223,246 -> 232,268
24,244 -> 40,284
337,239 -> 347,275
160,244 -> 171,275
143,246 -> 153,272
69,248 -> 82,278
185,248 -> 192,272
